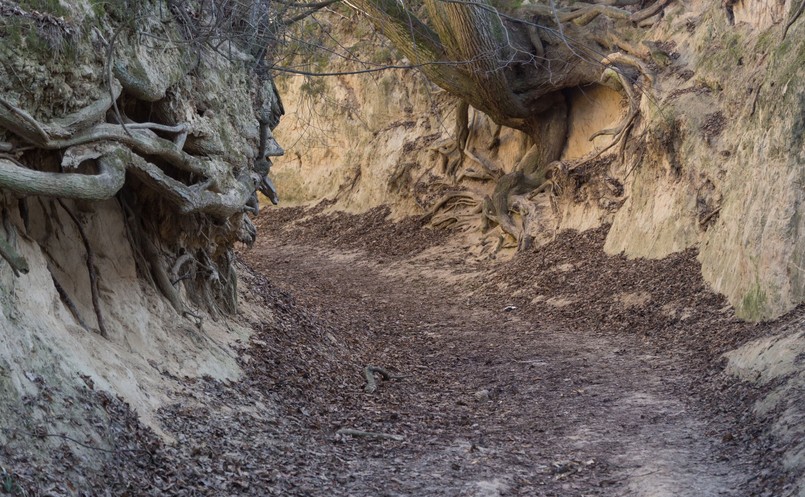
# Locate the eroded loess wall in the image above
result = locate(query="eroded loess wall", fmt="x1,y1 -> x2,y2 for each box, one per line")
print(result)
600,0 -> 804,321
0,0 -> 274,482
271,20 -> 455,215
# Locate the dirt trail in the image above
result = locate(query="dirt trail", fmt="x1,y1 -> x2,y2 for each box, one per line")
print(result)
251,245 -> 740,496
227,208 -> 785,496
0,221 -> 794,495
61,208 -> 786,496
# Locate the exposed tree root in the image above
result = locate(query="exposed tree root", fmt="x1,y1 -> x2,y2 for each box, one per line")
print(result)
423,49 -> 651,251
0,4 -> 287,336
511,199 -> 536,251
517,2 -> 630,24
458,147 -> 504,182
590,53 -> 651,160
630,0 -> 674,22
699,206 -> 721,228
0,147 -> 126,201
239,214 -> 258,246
126,153 -> 253,218
422,191 -> 484,223
432,100 -> 471,180
140,231 -> 186,316
170,253 -> 197,285
783,0 -> 805,39
0,97 -> 260,219
219,250 -> 239,314
432,210 -> 481,230
255,82 -> 284,204
565,3 -> 631,25
1,109 -> 254,220
56,200 -> 108,338
48,263 -> 91,332
483,169 -> 548,240
480,93 -> 568,244
0,84 -> 121,145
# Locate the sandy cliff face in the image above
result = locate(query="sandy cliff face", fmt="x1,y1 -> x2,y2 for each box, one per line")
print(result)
0,0 -> 269,480
604,0 -> 805,322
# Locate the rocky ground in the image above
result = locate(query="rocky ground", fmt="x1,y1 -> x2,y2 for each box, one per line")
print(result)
2,204 -> 799,496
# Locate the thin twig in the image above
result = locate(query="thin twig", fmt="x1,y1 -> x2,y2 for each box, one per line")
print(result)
336,428 -> 405,441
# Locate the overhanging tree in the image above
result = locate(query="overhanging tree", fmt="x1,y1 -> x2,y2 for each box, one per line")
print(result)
340,0 -> 660,246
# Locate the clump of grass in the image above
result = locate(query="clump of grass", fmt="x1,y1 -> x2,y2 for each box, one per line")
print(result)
0,2 -> 79,59
1,466 -> 27,497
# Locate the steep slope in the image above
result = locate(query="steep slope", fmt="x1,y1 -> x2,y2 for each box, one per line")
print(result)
0,0 -> 803,494
0,0 -> 281,487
